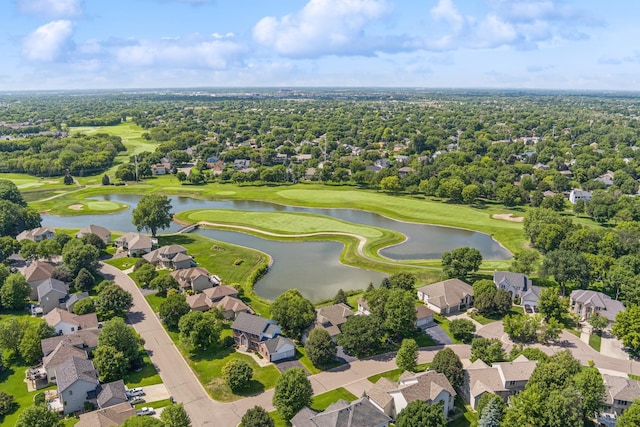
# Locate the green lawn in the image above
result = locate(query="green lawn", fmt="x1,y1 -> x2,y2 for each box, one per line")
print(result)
448,397 -> 478,427
367,362 -> 431,384
133,398 -> 173,410
268,387 -> 358,427
589,334 -> 602,352
123,352 -> 163,388
468,305 -> 525,325
104,257 -> 136,270
434,315 -> 463,344
0,361 -> 57,427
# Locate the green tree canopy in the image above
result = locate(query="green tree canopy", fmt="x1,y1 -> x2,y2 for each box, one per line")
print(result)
449,318 -> 476,342
95,281 -> 133,320
241,406 -> 274,427
132,194 -> 173,237
396,338 -> 419,372
15,404 -> 63,427
160,403 -> 192,427
442,247 -> 482,279
270,289 -> 315,339
93,344 -> 128,382
62,239 -> 100,276
395,400 -> 446,427
222,359 -> 253,392
159,291 -> 190,331
337,315 -> 383,358
0,273 -> 30,309
304,328 -> 337,368
98,317 -> 141,368
273,367 -> 313,421
430,348 -> 464,389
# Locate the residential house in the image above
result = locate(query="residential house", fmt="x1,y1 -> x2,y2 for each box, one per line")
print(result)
521,286 -> 542,309
41,329 -> 100,358
595,171 -> 615,187
303,303 -> 354,343
398,166 -> 415,178
114,232 -> 155,256
96,380 -> 128,409
415,305 -> 434,328
76,402 -> 136,427
293,154 -> 312,163
416,279 -> 474,315
598,374 -> 640,425
170,267 -> 219,292
143,245 -> 192,270
57,357 -> 100,414
44,308 -> 99,335
569,290 -> 625,323
233,159 -> 251,170
76,225 -> 111,244
65,292 -> 89,313
24,260 -> 56,299
16,227 -> 55,242
43,341 -> 89,383
356,298 -> 371,316
207,160 -> 225,175
37,278 -> 69,315
215,296 -> 252,320
368,371 -> 456,419
569,189 -> 593,204
151,164 -> 168,175
258,335 -> 296,362
186,293 -> 213,312
291,397 -> 391,427
203,285 -> 238,303
461,355 -> 538,409
231,312 -> 280,352
493,271 -> 532,299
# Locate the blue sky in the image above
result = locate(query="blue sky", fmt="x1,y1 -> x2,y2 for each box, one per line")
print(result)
0,0 -> 638,91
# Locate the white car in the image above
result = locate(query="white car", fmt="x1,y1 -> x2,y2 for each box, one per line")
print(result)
126,388 -> 145,398
136,407 -> 155,416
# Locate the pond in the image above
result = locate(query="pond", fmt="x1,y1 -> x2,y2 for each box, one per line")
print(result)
41,194 -> 510,301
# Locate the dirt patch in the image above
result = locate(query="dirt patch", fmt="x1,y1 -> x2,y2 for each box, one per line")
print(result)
68,204 -> 84,211
492,213 -> 524,222
42,180 -> 59,184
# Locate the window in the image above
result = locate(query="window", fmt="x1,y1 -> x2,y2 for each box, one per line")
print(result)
71,327 -> 75,332
69,390 -> 73,396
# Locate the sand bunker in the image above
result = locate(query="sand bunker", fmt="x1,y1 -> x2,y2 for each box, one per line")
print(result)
68,204 -> 84,211
492,213 -> 524,222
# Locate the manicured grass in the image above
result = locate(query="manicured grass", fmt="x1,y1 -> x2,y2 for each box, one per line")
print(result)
629,374 -> 640,381
566,328 -> 581,338
63,417 -> 80,426
310,388 -> 357,411
134,398 -> 172,410
295,347 -> 321,375
269,410 -> 290,427
104,257 -> 136,270
367,362 -> 431,384
144,293 -> 165,313
174,327 -> 281,402
123,352 -> 163,388
468,305 -> 525,325
448,397 -> 478,427
589,334 -> 602,352
434,315 -> 463,344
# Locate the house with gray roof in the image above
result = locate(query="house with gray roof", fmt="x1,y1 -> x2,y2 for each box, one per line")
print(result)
43,341 -> 89,384
368,370 -> 456,419
569,290 -> 625,323
203,285 -> 238,302
76,402 -> 136,427
44,308 -> 99,335
493,271 -> 532,300
416,279 -> 474,315
231,312 -> 281,352
37,278 -> 69,315
97,379 -> 128,409
23,260 -> 55,299
598,374 -> 640,425
76,224 -> 111,244
215,296 -> 252,320
56,356 -> 100,414
114,232 -> 155,256
41,329 -> 100,357
65,292 -> 90,312
171,266 -> 219,292
291,397 -> 391,427
258,335 -> 296,362
144,245 -> 192,270
16,227 -> 55,242
186,293 -> 213,312
303,303 -> 354,343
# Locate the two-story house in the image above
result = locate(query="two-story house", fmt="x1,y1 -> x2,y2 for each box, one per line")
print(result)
37,278 -> 69,315
292,397 -> 391,427
44,308 -> 99,336
24,260 -> 55,299
231,312 -> 295,362
16,227 -> 55,242
171,266 -> 220,292
57,356 -> 100,414
493,271 -> 532,300
597,374 -> 640,426
143,245 -> 192,270
302,303 -> 354,343
416,279 -> 474,315
569,290 -> 625,324
114,232 -> 155,256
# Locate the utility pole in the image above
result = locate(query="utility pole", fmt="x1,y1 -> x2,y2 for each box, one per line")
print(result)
134,154 -> 139,182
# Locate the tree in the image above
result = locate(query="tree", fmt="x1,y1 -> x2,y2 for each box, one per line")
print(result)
473,280 -> 497,315
0,199 -> 41,238
80,232 -> 106,250
135,264 -> 158,287
540,250 -> 590,295
383,289 -> 417,339
122,417 -> 164,427
462,184 -> 480,204
273,367 -> 313,421
19,321 -> 54,364
0,318 -> 26,354
19,239 -> 38,261
471,338 -> 506,364
270,289 -> 315,339
337,315 -> 383,357
98,317 -> 141,368
95,282 -> 133,320
241,406 -> 274,427
222,359 -> 253,392
93,345 -> 128,382
612,305 -> 640,357
503,314 -> 540,343
430,348 -> 464,389
510,249 -> 539,275
0,273 -> 30,309
159,291 -> 190,330
149,274 -> 178,296
617,399 -> 640,427
0,179 -> 26,206
0,236 -> 20,262
476,393 -> 505,420
493,289 -> 512,316
178,311 -> 221,350
388,272 -> 416,291
132,194 -> 173,237
15,404 -> 63,427
442,247 -> 482,279
73,297 -> 95,314
64,174 -> 74,185
0,391 -> 16,417
588,313 -> 609,333
450,319 -> 476,342
478,398 -> 502,427
304,328 -> 337,368
380,176 -> 403,193
62,239 -> 100,276
537,287 -> 568,322
102,174 -> 110,185
574,367 -> 605,417
395,400 -> 446,427
396,338 -> 419,372
538,317 -> 562,343
74,268 -> 95,292
36,239 -> 62,261
161,403 -> 192,427
333,288 -> 347,305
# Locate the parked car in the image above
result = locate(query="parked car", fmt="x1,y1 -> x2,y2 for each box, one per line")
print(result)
524,304 -> 533,313
126,388 -> 145,398
129,398 -> 145,405
136,407 -> 155,416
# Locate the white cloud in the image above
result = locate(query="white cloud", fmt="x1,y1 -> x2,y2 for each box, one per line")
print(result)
430,0 -> 464,33
253,0 -> 393,57
17,0 -> 83,17
22,20 -> 74,62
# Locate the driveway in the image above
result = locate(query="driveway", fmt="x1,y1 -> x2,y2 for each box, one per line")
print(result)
600,331 -> 630,360
424,325 -> 453,345
274,359 -> 308,374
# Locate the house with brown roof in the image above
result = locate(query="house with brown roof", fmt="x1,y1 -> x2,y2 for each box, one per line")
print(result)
170,266 -> 220,292
186,293 -> 213,312
461,355 -> 538,409
44,308 -> 99,335
41,329 -> 100,358
368,370 -> 456,419
416,279 -> 474,315
76,402 -> 136,427
415,305 -> 434,328
76,225 -> 111,244
143,245 -> 193,270
96,380 -> 128,409
17,227 -> 55,242
303,303 -> 354,343
114,232 -> 155,256
258,335 -> 296,362
203,285 -> 238,302
291,397 -> 391,427
569,290 -> 625,323
24,260 -> 55,299
598,374 -> 640,425
215,296 -> 252,320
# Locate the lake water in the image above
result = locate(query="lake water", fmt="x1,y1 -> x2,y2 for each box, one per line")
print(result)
41,194 -> 510,301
